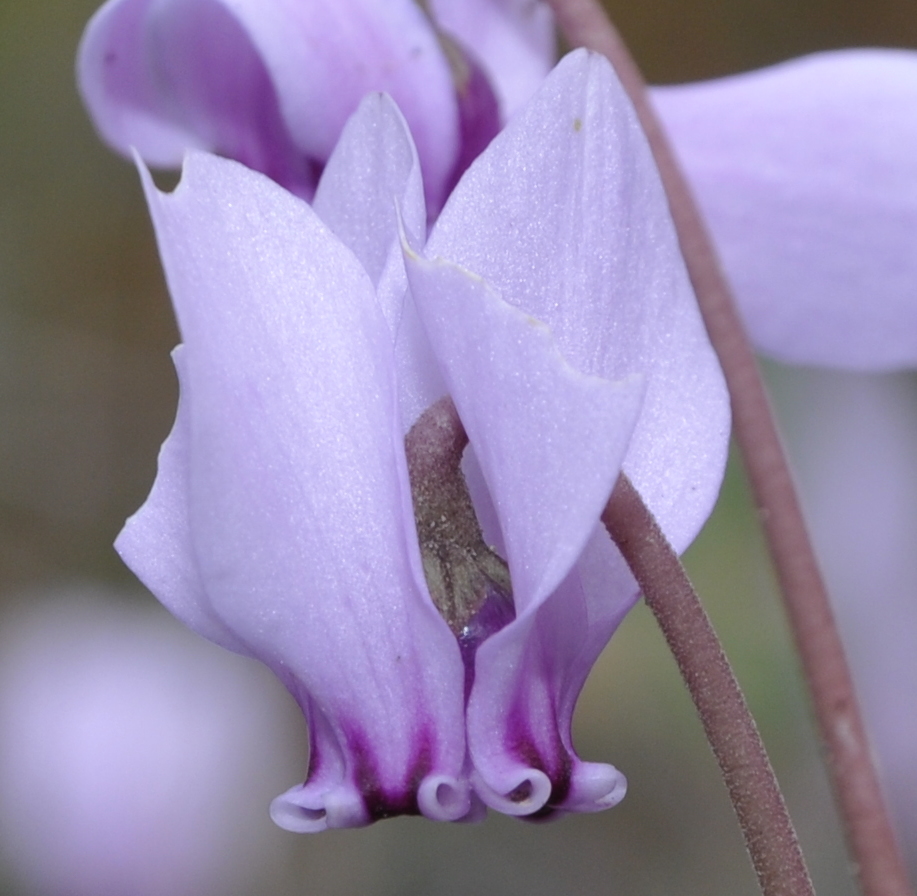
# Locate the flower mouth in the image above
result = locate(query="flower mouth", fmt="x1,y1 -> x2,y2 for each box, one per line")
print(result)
405,396 -> 515,691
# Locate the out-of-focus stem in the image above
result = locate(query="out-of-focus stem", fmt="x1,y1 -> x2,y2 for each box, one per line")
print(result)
603,474 -> 814,896
545,2 -> 914,894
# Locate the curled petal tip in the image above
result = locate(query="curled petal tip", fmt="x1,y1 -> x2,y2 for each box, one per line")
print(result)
270,773 -> 474,831
269,783 -> 368,833
564,761 -> 627,812
471,766 -> 554,817
417,773 -> 474,821
471,760 -> 627,818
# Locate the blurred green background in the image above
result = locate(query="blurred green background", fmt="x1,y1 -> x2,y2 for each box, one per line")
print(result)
1,0 -> 916,894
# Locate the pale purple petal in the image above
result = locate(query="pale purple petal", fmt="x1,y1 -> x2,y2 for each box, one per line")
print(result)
422,52 -> 729,814
116,348 -> 254,658
652,50 -> 917,370
135,152 -> 469,829
78,0 -> 314,196
431,0 -> 556,117
468,568 -> 628,815
414,52 -> 725,815
403,250 -> 645,615
313,93 -> 426,318
429,49 -> 730,556
312,93 -> 446,430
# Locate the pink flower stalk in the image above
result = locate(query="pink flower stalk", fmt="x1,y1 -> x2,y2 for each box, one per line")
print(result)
0,590 -> 289,896
116,51 -> 729,831
77,0 -> 555,212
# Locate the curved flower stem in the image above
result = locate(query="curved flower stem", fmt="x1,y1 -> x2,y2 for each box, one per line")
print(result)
603,473 -> 815,896
544,4 -> 914,895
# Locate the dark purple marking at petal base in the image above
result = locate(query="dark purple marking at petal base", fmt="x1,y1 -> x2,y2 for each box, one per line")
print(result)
345,728 -> 437,822
506,705 -> 573,819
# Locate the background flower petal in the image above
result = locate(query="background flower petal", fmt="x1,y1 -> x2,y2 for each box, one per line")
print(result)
0,590 -> 290,896
431,0 -> 556,118
773,367 -> 917,852
221,0 -> 458,202
134,152 -> 468,827
77,0 -> 313,195
78,0 -> 460,206
653,50 -> 917,370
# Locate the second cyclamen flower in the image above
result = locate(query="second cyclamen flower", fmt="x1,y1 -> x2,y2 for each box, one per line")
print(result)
77,0 -> 555,211
117,51 -> 729,830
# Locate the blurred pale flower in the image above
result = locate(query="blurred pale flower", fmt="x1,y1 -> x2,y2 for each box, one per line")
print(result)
653,50 -> 917,370
115,51 -> 729,831
0,588 -> 293,896
77,0 -> 554,210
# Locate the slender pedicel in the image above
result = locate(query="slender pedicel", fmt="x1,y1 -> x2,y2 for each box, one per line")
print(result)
405,396 -> 515,698
545,2 -> 913,893
604,473 -> 814,896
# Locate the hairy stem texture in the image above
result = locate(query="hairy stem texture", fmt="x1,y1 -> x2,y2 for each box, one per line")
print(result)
603,474 -> 815,896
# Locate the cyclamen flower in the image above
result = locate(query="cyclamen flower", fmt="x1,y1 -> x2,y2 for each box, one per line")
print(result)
77,0 -> 554,211
117,51 -> 729,830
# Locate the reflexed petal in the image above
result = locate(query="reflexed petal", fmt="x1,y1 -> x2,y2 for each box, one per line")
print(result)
468,566 -> 628,815
134,152 -> 469,828
653,50 -> 917,370
403,250 -> 645,615
402,255 -> 639,815
422,51 -> 727,814
431,0 -> 556,117
429,49 -> 730,556
312,92 -> 447,430
313,93 -> 425,320
116,348 -> 254,658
